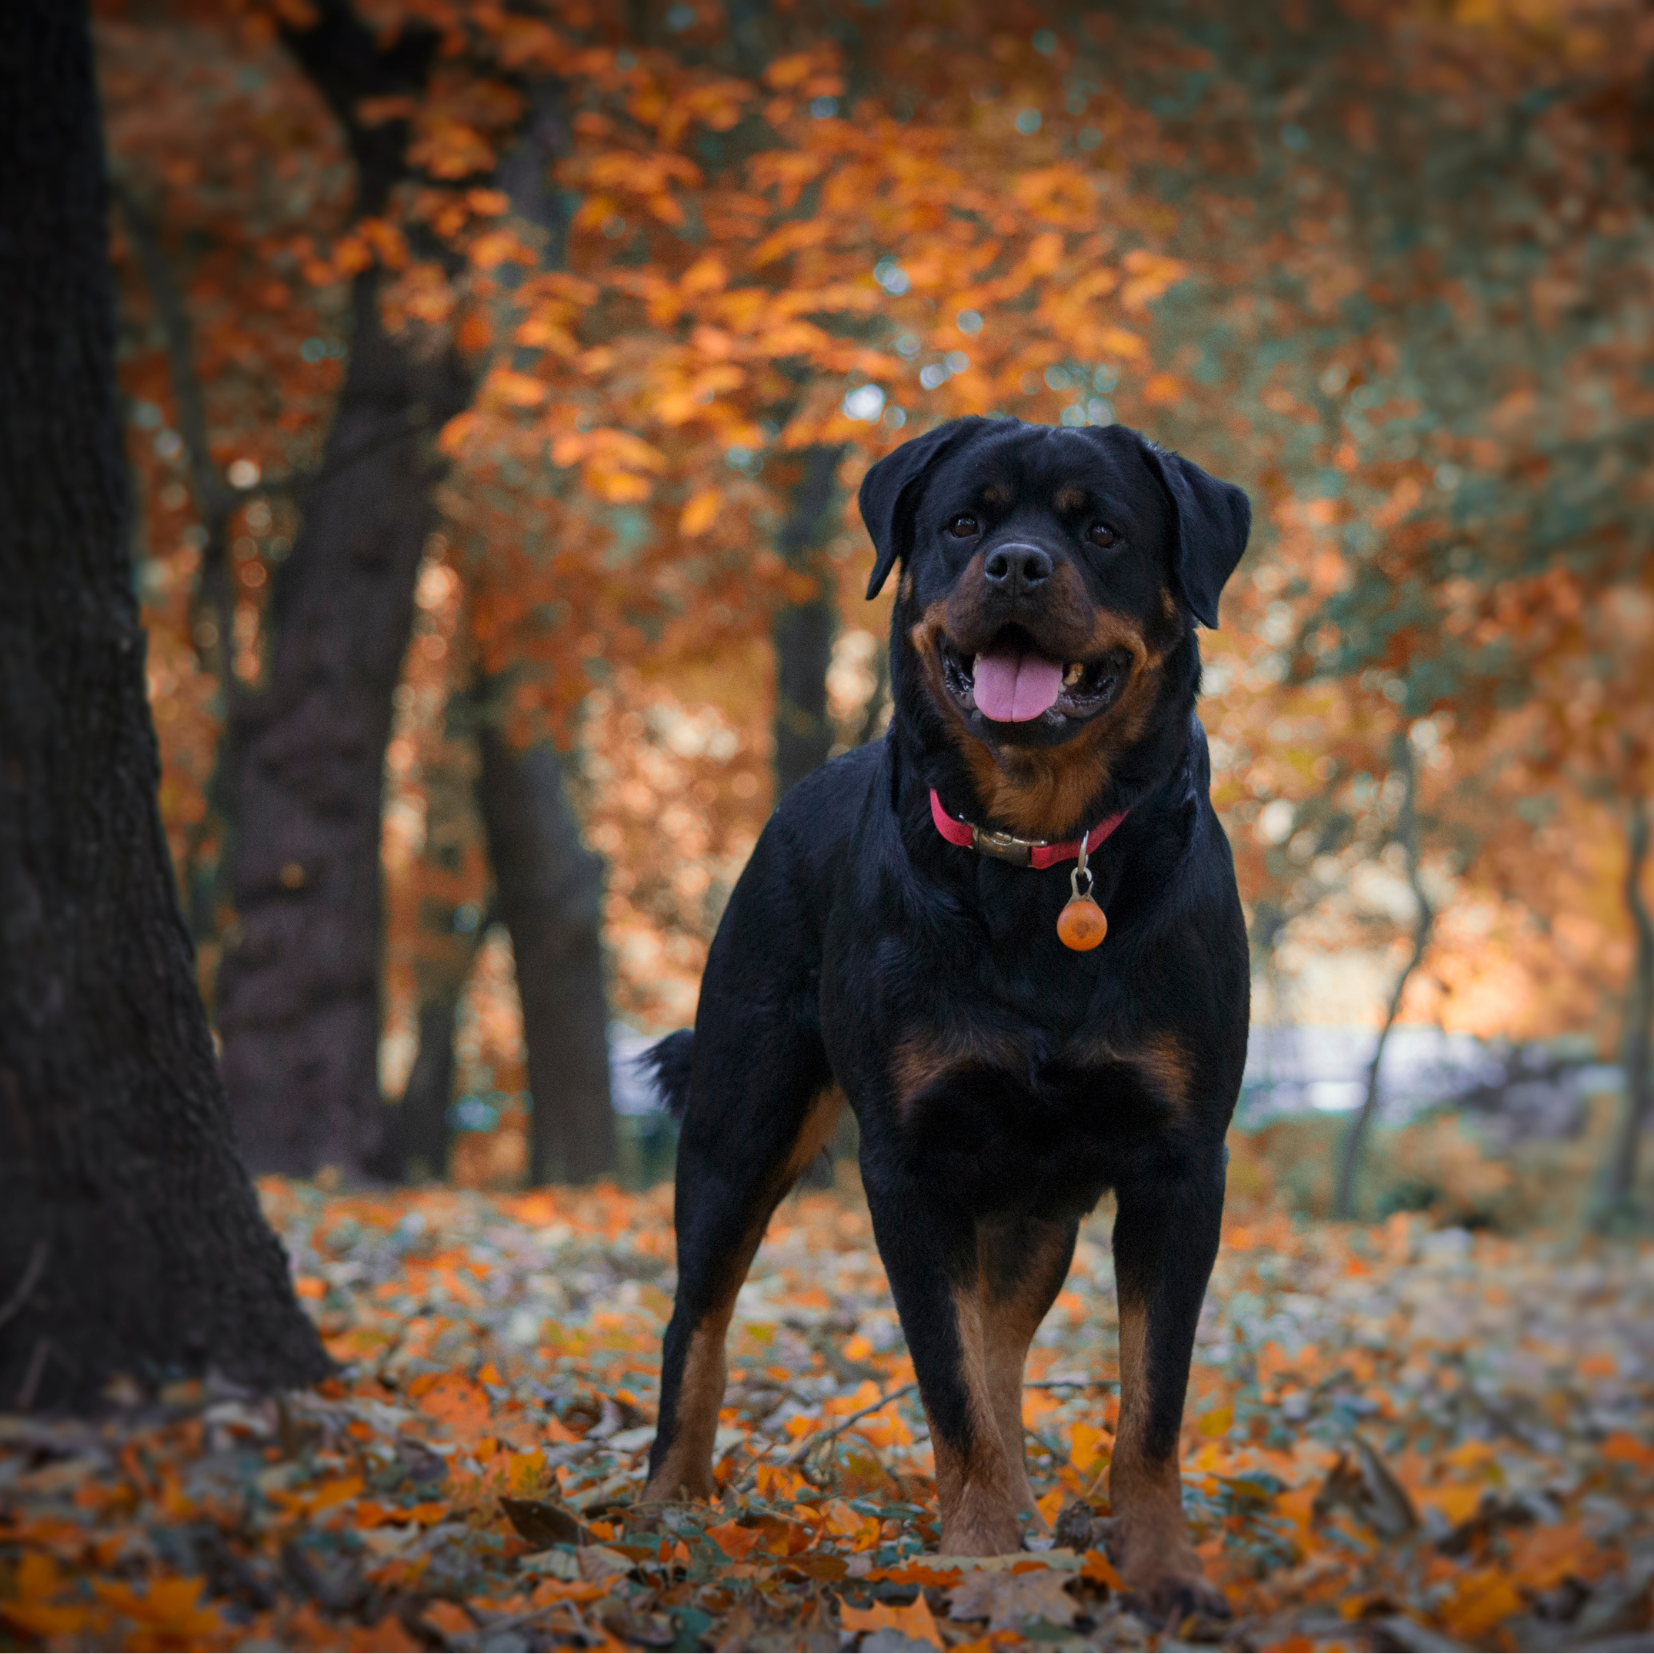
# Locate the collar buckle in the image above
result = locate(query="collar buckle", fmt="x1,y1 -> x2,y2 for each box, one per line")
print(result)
970,826 -> 1038,867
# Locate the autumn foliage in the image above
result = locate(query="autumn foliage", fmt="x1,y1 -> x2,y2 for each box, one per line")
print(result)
2,1178 -> 1652,1649
20,0 -> 1651,1644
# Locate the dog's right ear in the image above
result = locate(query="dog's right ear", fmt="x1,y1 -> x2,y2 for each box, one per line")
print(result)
859,417 -> 986,600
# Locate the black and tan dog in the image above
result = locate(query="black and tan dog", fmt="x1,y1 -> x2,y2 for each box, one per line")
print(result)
642,416 -> 1251,1618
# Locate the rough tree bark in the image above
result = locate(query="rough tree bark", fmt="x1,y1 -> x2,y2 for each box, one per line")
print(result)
477,721 -> 617,1185
1601,789 -> 1654,1224
0,0 -> 329,1408
1333,736 -> 1435,1220
213,2 -> 472,1175
772,444 -> 847,800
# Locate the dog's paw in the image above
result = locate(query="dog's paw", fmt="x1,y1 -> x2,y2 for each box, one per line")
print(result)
641,1458 -> 717,1505
1123,1561 -> 1231,1629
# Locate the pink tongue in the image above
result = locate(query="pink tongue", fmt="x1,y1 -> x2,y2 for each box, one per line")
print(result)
973,648 -> 1064,722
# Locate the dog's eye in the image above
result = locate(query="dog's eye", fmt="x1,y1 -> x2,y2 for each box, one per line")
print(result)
945,514 -> 979,539
1087,523 -> 1119,549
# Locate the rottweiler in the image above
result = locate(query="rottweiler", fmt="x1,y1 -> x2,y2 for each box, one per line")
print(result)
642,415 -> 1251,1619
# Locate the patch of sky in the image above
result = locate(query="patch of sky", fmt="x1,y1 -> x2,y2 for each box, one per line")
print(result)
842,384 -> 886,422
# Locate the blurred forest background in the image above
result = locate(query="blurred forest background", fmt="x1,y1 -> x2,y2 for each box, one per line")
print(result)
97,0 -> 1654,1227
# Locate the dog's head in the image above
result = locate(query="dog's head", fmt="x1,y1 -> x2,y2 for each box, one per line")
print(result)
861,417 -> 1250,837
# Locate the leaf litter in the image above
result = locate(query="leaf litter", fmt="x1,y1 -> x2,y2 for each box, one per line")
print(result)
1,1179 -> 1651,1652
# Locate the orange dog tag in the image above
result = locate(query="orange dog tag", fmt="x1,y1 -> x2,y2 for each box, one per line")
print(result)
1058,892 -> 1107,950
1058,862 -> 1107,951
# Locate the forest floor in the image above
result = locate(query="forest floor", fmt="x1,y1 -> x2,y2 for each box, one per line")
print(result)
1,1179 -> 1652,1653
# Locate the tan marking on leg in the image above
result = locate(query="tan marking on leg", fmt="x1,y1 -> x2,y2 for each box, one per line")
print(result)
645,1086 -> 845,1504
929,1281 -> 1023,1556
782,1085 -> 845,1184
644,1315 -> 731,1502
1109,1296 -> 1225,1616
900,569 -> 915,602
979,1225 -> 1074,1529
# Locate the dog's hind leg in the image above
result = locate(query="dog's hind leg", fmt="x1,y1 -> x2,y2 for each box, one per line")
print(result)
643,1032 -> 839,1504
977,1214 -> 1080,1531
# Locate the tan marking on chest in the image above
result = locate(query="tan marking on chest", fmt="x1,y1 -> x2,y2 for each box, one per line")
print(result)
891,1028 -> 1026,1111
1069,1031 -> 1193,1112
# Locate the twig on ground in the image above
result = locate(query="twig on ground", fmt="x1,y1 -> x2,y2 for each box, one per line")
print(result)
784,1381 -> 918,1467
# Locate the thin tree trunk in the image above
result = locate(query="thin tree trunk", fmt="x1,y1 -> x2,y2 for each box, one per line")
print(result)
773,444 -> 846,799
212,5 -> 472,1176
1601,790 -> 1654,1224
476,723 -> 617,1185
371,696 -> 490,1184
0,0 -> 329,1408
388,990 -> 464,1182
1333,737 -> 1434,1221
459,92 -> 618,1187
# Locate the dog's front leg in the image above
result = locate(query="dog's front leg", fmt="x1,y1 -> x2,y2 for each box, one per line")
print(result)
864,1177 -> 1025,1555
1108,1150 -> 1230,1622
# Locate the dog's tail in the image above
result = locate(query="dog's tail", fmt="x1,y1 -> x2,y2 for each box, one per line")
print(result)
641,1028 -> 694,1121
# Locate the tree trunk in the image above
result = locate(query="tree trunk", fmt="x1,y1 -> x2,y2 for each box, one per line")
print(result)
372,701 -> 490,1185
476,723 -> 617,1185
212,5 -> 472,1177
772,444 -> 846,799
459,92 -> 618,1187
0,0 -> 329,1408
1601,790 -> 1654,1224
1333,736 -> 1434,1221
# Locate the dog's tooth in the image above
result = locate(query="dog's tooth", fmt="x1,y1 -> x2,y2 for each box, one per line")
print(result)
1063,662 -> 1084,687
972,654 -> 983,680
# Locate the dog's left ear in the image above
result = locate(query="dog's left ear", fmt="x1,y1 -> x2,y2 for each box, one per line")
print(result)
1137,443 -> 1251,629
860,416 -> 988,600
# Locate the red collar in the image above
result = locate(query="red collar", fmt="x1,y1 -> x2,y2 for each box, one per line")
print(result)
929,789 -> 1127,869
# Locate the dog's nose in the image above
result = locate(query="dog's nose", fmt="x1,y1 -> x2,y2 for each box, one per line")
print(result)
983,543 -> 1053,594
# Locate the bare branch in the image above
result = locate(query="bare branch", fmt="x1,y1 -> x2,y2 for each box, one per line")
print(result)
1333,734 -> 1436,1220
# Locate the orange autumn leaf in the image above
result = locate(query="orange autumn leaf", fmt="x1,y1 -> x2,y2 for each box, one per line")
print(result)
704,1518 -> 765,1560
679,487 -> 722,537
415,1372 -> 492,1437
92,1575 -> 223,1643
1082,1548 -> 1126,1592
839,1594 -> 941,1646
1440,1567 -> 1525,1641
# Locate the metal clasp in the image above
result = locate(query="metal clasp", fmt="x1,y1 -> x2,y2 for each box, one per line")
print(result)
970,826 -> 1037,867
1071,828 -> 1094,899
